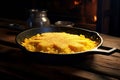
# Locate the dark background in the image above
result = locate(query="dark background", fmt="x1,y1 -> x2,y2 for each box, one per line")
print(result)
0,0 -> 80,23
0,0 -> 33,20
0,0 -> 119,37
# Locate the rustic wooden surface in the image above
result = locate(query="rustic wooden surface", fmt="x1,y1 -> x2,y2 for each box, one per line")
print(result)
0,25 -> 120,80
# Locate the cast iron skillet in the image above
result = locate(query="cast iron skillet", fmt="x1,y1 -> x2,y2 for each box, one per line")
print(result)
15,26 -> 117,64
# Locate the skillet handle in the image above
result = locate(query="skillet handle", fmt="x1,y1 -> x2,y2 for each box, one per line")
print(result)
93,47 -> 117,55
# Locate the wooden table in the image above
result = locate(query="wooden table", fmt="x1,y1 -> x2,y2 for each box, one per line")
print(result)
0,22 -> 120,80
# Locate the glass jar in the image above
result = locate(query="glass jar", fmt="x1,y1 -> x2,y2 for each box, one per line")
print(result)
27,9 -> 50,28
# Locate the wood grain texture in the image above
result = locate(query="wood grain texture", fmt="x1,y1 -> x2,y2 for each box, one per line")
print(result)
0,27 -> 120,80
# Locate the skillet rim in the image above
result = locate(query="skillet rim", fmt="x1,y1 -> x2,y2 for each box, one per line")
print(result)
15,26 -> 103,55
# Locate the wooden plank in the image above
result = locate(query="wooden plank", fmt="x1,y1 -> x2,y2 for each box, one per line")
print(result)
0,27 -> 120,79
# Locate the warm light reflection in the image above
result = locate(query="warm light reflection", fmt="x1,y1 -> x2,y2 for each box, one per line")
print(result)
74,0 -> 80,5
93,15 -> 97,22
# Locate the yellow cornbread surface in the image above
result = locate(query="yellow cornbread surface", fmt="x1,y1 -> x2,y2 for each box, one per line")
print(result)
21,32 -> 97,54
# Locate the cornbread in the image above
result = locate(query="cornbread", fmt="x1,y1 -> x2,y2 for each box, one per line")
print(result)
21,32 -> 97,54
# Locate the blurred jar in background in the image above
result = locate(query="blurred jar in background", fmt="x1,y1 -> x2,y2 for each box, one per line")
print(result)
27,9 -> 50,28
